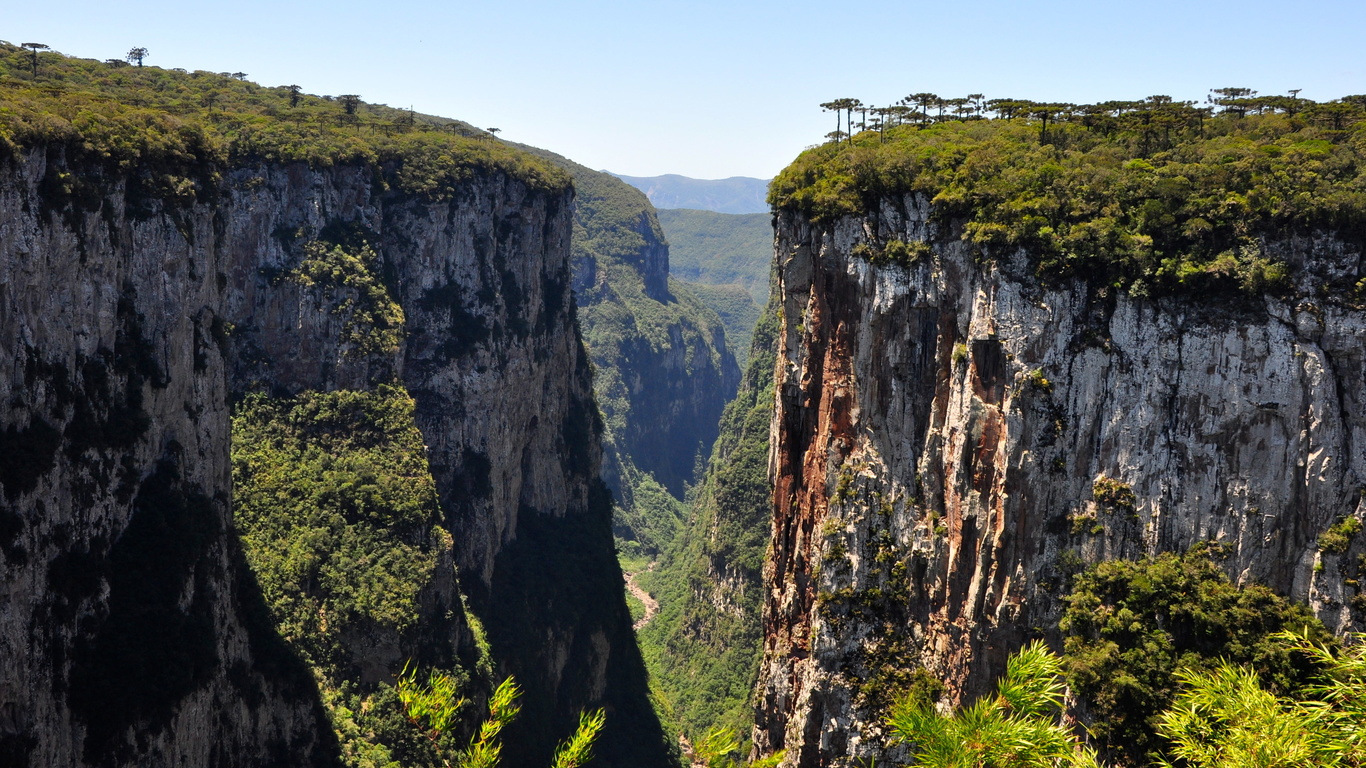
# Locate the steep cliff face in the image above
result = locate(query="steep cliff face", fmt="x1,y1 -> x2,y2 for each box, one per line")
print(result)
753,196 -> 1366,766
522,148 -> 740,552
0,138 -> 669,767
0,147 -> 337,767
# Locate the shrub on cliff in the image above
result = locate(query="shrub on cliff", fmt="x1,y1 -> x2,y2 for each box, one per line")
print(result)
1060,547 -> 1334,766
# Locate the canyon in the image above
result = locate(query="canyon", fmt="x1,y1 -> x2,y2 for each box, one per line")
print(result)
6,43 -> 1366,768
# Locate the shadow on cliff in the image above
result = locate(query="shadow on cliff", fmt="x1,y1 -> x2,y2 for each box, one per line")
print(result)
480,479 -> 674,768
228,532 -> 345,768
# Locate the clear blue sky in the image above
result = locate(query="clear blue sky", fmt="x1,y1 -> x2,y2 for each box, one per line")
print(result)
8,1 -> 1364,179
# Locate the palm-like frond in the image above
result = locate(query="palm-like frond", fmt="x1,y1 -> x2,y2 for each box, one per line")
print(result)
550,708 -> 606,768
690,726 -> 785,768
888,641 -> 1098,768
1157,662 -> 1341,768
998,640 -> 1068,718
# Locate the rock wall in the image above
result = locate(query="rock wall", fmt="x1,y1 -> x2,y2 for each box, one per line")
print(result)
0,144 -> 668,767
0,147 -> 338,767
753,194 -> 1366,767
523,148 -> 738,553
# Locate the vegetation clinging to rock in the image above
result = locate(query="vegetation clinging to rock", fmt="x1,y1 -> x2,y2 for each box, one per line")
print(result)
232,384 -> 482,767
1060,546 -> 1334,766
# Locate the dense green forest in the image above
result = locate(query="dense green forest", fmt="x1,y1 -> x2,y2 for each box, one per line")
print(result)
775,92 -> 1366,298
655,209 -> 772,306
0,41 -> 566,197
654,208 -> 771,364
675,282 -> 761,369
234,385 -> 484,768
1058,548 -> 1336,766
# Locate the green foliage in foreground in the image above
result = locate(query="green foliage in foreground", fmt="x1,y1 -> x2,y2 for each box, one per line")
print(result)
771,104 -> 1366,297
1060,546 -> 1334,765
0,42 -> 568,205
893,632 -> 1366,768
397,671 -> 604,768
888,640 -> 1103,768
690,726 -> 783,768
1156,631 -> 1366,768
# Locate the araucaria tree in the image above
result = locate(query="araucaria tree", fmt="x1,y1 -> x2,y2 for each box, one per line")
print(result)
818,98 -> 862,143
21,43 -> 49,74
126,46 -> 148,67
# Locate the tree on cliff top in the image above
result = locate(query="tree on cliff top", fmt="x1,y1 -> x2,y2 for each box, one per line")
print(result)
778,91 -> 1366,300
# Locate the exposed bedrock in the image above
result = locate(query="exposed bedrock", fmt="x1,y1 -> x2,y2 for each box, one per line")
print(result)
753,195 -> 1366,767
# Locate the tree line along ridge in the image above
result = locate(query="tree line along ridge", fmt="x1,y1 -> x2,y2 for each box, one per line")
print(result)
774,89 -> 1366,300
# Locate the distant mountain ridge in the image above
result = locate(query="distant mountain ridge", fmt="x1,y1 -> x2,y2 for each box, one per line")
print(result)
612,173 -> 771,214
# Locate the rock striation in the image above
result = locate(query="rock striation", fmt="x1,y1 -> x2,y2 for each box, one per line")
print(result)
753,194 -> 1366,767
0,141 -> 667,766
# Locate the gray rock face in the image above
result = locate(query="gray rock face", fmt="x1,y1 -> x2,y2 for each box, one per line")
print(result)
0,147 -> 338,767
0,145 -> 661,767
754,195 -> 1366,767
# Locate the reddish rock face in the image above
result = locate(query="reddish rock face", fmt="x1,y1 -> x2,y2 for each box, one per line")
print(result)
753,197 -> 1366,767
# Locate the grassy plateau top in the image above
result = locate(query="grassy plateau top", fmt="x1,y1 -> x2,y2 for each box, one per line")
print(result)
771,94 -> 1366,297
0,42 -> 569,203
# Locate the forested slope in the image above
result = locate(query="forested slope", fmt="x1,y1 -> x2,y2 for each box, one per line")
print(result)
654,208 -> 772,366
636,291 -> 779,748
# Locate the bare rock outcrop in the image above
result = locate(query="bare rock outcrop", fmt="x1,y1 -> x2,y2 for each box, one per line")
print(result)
754,194 -> 1366,767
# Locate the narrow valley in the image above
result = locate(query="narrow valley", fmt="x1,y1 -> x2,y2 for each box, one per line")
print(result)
4,37 -> 1366,768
